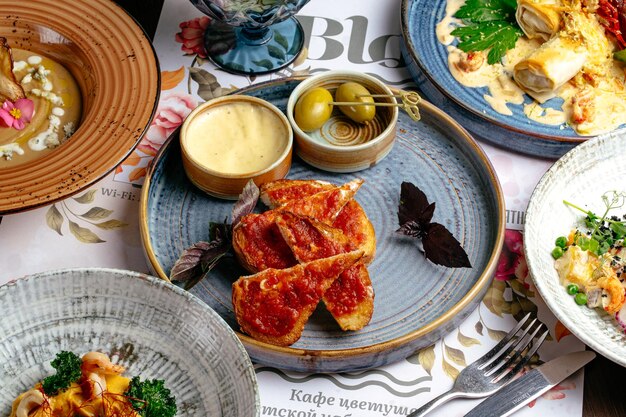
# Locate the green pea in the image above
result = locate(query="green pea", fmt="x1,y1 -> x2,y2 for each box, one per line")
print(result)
555,236 -> 568,248
551,246 -> 564,259
566,284 -> 579,295
574,292 -> 587,305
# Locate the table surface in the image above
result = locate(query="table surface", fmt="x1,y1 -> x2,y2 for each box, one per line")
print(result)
111,1 -> 626,416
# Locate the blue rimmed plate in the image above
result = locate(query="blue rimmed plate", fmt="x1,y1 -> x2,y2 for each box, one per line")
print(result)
139,78 -> 505,373
400,0 -> 619,158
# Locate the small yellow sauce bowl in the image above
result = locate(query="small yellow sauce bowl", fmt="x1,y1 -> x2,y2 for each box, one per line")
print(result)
287,70 -> 398,173
180,95 -> 293,200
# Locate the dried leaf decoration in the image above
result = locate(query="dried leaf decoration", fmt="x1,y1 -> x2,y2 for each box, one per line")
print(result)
396,181 -> 471,268
189,67 -> 235,101
73,189 -> 97,204
416,345 -> 436,375
458,330 -> 481,347
444,344 -> 466,367
80,207 -> 113,220
442,358 -> 460,380
69,221 -> 105,243
161,66 -> 185,90
46,205 -> 64,236
43,189 -> 127,243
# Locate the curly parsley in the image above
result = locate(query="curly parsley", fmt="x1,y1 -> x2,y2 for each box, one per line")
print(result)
452,0 -> 523,65
41,351 -> 82,396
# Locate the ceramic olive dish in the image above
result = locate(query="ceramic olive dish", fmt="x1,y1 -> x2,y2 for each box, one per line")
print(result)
287,70 -> 399,173
180,95 -> 293,199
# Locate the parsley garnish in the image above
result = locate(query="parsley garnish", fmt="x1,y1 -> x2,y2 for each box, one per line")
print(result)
41,351 -> 82,396
452,0 -> 523,65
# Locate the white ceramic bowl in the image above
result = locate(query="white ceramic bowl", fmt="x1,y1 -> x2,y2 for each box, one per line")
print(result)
0,268 -> 259,416
525,131 -> 626,367
287,70 -> 398,173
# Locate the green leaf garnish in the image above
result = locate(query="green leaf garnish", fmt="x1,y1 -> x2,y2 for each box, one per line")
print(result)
125,376 -> 177,417
42,351 -> 82,396
563,191 -> 626,256
452,0 -> 523,65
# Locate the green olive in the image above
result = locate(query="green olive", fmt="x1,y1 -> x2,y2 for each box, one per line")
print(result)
294,87 -> 334,132
335,82 -> 376,124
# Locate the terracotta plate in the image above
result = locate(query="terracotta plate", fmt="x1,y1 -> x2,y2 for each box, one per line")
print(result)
0,0 -> 159,214
140,78 -> 505,373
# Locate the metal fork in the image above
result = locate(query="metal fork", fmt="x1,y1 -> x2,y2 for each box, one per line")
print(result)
407,313 -> 549,417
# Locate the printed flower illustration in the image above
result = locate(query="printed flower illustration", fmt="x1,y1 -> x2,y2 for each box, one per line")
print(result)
175,17 -> 210,58
137,92 -> 198,156
496,230 -> 529,286
0,98 -> 34,130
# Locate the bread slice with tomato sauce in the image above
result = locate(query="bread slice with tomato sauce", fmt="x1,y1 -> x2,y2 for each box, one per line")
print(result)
260,179 -> 376,263
232,250 -> 364,346
275,212 -> 374,331
232,179 -> 362,273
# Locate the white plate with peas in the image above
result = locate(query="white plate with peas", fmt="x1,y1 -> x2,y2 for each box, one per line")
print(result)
525,130 -> 626,367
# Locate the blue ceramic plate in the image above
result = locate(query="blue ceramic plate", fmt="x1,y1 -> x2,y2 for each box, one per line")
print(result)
400,0 -> 621,158
139,78 -> 505,373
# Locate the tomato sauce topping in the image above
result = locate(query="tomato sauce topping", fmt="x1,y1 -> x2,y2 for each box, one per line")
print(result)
238,212 -> 297,270
324,262 -> 371,316
239,257 -> 354,336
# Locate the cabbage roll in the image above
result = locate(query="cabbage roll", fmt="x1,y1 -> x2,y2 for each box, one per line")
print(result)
516,0 -> 562,41
513,35 -> 587,96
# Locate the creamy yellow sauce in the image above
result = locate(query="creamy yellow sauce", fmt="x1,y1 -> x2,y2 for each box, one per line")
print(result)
0,49 -> 81,166
184,101 -> 288,175
438,0 -> 626,135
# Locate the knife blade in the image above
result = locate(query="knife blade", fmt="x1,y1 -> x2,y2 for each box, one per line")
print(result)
464,350 -> 596,417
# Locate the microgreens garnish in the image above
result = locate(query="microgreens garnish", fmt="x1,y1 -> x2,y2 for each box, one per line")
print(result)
562,191 -> 626,256
169,180 -> 259,289
396,181 -> 471,268
451,0 -> 523,65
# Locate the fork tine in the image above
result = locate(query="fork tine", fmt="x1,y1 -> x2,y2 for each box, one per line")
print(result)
495,326 -> 550,384
476,313 -> 533,369
484,321 -> 544,377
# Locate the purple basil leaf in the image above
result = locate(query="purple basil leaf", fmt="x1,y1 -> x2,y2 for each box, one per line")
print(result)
170,239 -> 229,283
183,252 -> 228,290
396,220 -> 423,238
231,179 -> 260,228
398,181 -> 431,226
422,223 -> 472,268
421,202 -> 436,224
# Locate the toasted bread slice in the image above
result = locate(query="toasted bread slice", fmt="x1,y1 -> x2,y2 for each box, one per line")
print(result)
279,178 -> 363,223
261,179 -> 376,263
260,179 -> 333,208
232,180 -> 361,272
275,212 -> 374,331
232,211 -> 297,273
232,250 -> 363,346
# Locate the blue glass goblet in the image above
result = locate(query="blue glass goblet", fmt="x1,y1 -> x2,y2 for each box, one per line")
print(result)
190,0 -> 310,75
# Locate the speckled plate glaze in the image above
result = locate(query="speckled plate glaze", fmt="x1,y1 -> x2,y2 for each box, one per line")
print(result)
400,0 -> 617,159
525,131 -> 626,367
0,0 -> 159,215
0,268 -> 259,416
140,78 -> 505,373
